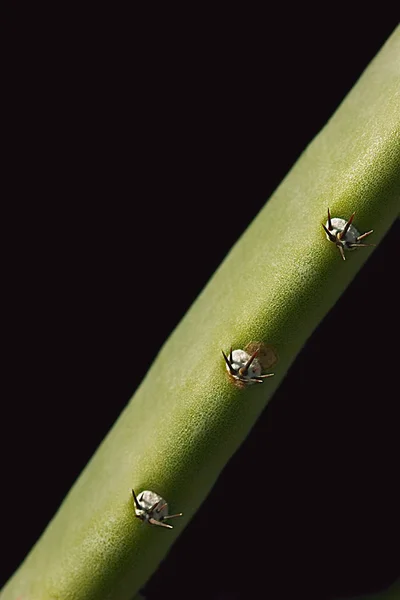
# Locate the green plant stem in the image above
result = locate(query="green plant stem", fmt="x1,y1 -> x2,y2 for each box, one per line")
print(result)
2,28 -> 400,600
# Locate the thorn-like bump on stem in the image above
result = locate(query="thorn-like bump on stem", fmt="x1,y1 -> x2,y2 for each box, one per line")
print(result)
356,230 -> 374,242
132,489 -> 142,511
252,374 -> 275,383
239,349 -> 259,376
148,518 -> 173,529
149,501 -> 160,513
224,346 -> 275,386
338,211 -> 355,240
162,512 -> 183,520
222,350 -> 235,374
324,209 -> 375,260
322,223 -> 336,243
133,490 -> 183,530
327,207 -> 333,230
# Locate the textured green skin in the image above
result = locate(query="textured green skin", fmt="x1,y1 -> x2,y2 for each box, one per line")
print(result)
2,30 -> 400,600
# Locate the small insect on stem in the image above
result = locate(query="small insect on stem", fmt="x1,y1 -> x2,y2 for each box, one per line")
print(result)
132,489 -> 183,529
222,341 -> 277,388
322,208 -> 375,261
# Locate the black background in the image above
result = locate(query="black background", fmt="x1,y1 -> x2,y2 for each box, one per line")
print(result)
2,11 -> 399,600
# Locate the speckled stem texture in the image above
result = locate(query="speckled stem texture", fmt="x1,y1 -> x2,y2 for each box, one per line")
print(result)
2,28 -> 400,600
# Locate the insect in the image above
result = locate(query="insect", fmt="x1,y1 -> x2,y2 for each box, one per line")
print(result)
222,341 -> 277,387
131,489 -> 183,529
322,208 -> 375,260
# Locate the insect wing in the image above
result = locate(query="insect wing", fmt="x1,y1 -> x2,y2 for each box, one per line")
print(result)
244,341 -> 278,370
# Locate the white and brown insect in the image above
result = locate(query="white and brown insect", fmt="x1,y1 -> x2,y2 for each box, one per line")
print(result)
222,341 -> 277,388
322,208 -> 375,260
131,489 -> 183,529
